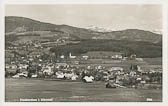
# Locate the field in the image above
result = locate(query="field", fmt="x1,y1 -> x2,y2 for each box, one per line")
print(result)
5,79 -> 162,102
71,58 -> 162,71
143,57 -> 162,65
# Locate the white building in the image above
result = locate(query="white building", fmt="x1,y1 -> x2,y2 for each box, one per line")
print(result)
69,52 -> 76,59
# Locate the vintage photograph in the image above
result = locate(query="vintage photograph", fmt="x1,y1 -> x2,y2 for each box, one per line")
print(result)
5,4 -> 162,102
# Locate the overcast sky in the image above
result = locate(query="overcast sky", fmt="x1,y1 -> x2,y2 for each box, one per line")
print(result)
5,4 -> 162,31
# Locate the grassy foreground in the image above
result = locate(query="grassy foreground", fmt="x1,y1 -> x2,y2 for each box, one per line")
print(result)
5,79 -> 162,102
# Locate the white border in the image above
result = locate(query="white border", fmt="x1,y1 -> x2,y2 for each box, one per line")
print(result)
0,0 -> 168,106
1,0 -> 167,4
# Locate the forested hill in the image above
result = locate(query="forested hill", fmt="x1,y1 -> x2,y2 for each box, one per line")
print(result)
50,39 -> 162,58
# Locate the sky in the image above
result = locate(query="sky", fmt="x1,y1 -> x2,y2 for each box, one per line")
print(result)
5,4 -> 162,31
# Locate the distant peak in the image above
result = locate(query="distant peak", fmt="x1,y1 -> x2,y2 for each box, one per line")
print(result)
86,25 -> 116,32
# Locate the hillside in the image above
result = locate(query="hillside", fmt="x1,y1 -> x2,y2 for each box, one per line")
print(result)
50,39 -> 162,58
101,29 -> 161,43
5,16 -> 162,43
5,16 -> 97,40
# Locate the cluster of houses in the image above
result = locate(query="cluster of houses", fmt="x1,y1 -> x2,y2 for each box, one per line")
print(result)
5,58 -> 162,89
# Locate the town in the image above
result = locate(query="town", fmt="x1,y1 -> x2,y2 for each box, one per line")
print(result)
5,38 -> 162,89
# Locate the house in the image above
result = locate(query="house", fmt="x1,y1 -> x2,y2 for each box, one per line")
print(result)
5,50 -> 15,58
55,71 -> 65,79
96,65 -> 103,70
129,71 -> 137,76
71,61 -> 79,65
87,65 -> 93,70
12,71 -> 28,78
140,80 -> 146,84
56,63 -> 67,66
64,71 -> 73,79
123,57 -> 128,60
137,65 -> 143,72
69,52 -> 76,59
71,74 -> 78,80
42,66 -> 53,75
105,80 -> 116,88
34,43 -> 42,48
18,64 -> 28,70
111,54 -> 123,59
31,74 -> 38,78
63,71 -> 79,80
115,75 -> 125,84
60,55 -> 65,59
82,56 -> 89,60
108,67 -> 124,72
29,51 -> 43,58
57,38 -> 66,43
83,76 -> 94,83
16,50 -> 29,56
136,77 -> 142,81
136,58 -> 143,61
5,64 -> 17,74
5,51 -> 16,63
29,58 -> 34,61
130,54 -> 136,60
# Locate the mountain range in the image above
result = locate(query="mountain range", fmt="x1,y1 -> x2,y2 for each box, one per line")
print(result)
5,16 -> 162,43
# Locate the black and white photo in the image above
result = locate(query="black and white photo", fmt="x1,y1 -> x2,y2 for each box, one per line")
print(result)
3,3 -> 165,102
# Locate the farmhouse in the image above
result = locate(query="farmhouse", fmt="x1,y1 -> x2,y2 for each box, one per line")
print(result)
69,52 -> 76,59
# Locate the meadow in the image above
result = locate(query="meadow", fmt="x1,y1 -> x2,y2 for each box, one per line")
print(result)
5,79 -> 162,102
